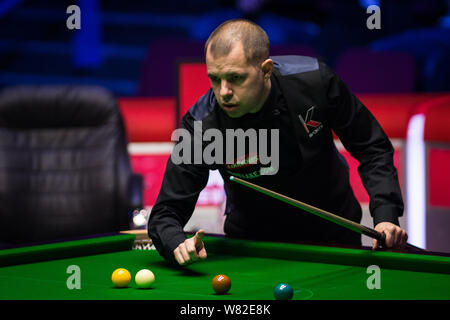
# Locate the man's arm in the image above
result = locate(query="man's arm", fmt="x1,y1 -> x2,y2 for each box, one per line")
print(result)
319,62 -> 407,248
147,115 -> 210,265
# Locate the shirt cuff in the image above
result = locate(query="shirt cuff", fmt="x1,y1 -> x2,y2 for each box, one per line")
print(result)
166,233 -> 188,253
372,205 -> 401,227
157,232 -> 184,266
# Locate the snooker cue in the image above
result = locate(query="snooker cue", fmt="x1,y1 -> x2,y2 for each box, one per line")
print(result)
229,176 -> 425,251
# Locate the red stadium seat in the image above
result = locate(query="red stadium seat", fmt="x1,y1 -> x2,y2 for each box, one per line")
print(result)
118,97 -> 176,208
118,97 -> 175,142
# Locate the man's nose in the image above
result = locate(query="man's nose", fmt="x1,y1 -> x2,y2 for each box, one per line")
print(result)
220,80 -> 232,100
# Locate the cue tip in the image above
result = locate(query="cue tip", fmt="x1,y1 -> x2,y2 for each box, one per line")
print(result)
229,176 -> 235,181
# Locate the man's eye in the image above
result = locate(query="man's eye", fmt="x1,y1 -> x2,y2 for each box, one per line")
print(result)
231,75 -> 242,82
210,76 -> 220,83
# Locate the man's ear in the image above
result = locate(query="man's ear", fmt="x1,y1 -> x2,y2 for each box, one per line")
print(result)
261,59 -> 273,79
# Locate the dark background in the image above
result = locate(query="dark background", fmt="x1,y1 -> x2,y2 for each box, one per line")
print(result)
1,0 -> 449,97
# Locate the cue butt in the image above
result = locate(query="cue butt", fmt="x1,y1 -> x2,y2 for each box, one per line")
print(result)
229,176 -> 427,252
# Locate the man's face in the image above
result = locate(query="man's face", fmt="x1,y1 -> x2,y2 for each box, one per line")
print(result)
206,42 -> 271,118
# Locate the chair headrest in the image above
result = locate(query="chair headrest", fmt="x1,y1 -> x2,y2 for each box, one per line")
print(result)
0,86 -> 119,129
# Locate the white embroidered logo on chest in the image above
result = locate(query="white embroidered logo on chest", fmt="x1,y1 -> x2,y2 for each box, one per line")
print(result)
298,106 -> 323,138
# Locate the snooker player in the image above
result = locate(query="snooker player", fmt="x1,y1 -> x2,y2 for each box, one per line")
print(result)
148,19 -> 408,266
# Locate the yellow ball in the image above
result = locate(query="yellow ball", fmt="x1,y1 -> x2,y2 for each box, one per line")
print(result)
111,268 -> 131,288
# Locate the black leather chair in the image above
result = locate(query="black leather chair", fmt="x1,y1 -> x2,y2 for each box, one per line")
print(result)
0,86 -> 142,246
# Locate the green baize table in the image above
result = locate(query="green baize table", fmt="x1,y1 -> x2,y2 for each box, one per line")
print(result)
0,233 -> 449,300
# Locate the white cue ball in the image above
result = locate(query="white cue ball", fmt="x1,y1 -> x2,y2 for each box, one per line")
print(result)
135,269 -> 155,289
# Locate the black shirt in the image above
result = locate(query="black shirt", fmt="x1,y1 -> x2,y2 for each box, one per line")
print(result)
215,75 -> 360,244
148,56 -> 403,265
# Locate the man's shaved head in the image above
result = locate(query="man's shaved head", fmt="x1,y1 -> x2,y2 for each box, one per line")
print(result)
205,19 -> 270,65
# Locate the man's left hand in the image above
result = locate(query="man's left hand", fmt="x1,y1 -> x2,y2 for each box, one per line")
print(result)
372,222 -> 408,250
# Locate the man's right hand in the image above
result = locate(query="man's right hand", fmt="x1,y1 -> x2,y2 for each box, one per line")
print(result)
173,229 -> 207,266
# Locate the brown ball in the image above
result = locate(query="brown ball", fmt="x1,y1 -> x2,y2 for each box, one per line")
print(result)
212,274 -> 231,294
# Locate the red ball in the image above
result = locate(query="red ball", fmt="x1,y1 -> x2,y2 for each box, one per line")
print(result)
212,274 -> 231,294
